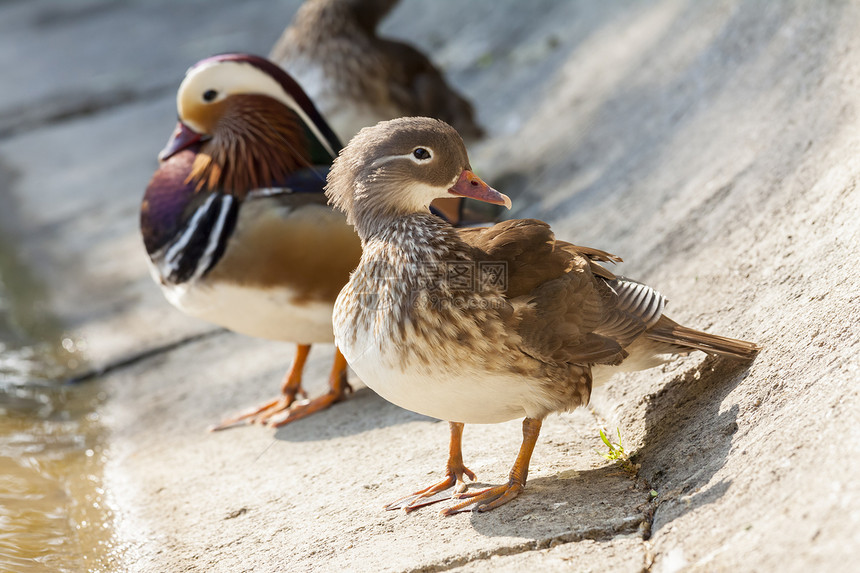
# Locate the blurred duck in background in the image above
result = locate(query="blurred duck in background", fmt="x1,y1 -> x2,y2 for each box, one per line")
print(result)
271,0 -> 483,144
271,0 -> 486,222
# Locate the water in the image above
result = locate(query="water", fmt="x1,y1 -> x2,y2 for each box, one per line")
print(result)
0,232 -> 122,571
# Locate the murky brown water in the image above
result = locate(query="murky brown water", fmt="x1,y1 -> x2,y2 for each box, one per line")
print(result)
0,233 -> 123,571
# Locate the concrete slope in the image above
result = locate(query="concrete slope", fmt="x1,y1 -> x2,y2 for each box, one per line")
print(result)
2,0 -> 858,571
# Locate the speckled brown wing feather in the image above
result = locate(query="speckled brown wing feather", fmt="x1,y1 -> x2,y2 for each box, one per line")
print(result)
477,226 -> 668,354
556,241 -> 621,281
517,259 -> 628,365
457,220 -> 747,365
457,219 -> 566,298
457,219 -> 626,365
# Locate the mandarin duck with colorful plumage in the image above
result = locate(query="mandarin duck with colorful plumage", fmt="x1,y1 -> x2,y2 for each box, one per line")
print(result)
141,54 -> 357,429
141,55 -> 487,430
327,117 -> 760,514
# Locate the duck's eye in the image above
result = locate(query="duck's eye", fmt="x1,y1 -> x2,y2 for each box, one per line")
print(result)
202,89 -> 219,102
413,147 -> 431,160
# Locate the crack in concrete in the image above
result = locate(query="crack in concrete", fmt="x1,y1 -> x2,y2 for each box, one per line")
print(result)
0,83 -> 174,140
402,515 -> 645,573
585,405 -> 658,536
65,328 -> 224,385
642,539 -> 655,572
587,400 -> 660,572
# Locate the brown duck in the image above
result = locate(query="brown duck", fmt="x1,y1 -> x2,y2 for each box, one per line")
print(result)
270,0 -> 484,144
327,117 -> 760,514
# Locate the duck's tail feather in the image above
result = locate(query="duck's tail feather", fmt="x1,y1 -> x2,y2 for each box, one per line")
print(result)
645,316 -> 761,360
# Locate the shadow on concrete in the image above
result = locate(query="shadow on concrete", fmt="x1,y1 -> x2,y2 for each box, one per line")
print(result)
454,355 -> 752,541
463,464 -> 647,540
271,387 -> 435,443
635,354 -> 754,533
493,0 -> 845,251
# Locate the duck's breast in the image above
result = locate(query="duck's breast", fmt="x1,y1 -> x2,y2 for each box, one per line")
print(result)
336,315 -> 557,424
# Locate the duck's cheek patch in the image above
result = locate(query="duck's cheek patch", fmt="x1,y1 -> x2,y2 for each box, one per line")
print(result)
403,182 -> 452,207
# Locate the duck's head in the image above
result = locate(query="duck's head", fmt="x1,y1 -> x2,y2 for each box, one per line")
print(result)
326,117 -> 510,231
307,0 -> 399,32
160,53 -> 341,197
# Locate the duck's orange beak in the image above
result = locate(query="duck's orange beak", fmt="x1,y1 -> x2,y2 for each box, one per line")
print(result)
158,121 -> 209,161
448,170 -> 512,209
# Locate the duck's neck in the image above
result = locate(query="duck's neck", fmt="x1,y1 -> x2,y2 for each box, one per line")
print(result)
344,213 -> 468,344
358,212 -> 460,262
354,213 -> 472,306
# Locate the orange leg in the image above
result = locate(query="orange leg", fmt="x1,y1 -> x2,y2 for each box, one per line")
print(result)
265,348 -> 353,427
385,422 -> 477,512
209,344 -> 311,432
442,417 -> 543,515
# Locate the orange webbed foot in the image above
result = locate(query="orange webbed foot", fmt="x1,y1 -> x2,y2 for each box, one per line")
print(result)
385,422 -> 477,512
209,391 -> 303,432
263,347 -> 352,428
437,418 -> 542,515
384,463 -> 477,512
441,480 -> 525,515
265,378 -> 353,428
392,418 -> 543,515
209,344 -> 311,432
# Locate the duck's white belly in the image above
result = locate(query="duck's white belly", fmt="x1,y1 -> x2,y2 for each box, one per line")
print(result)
161,276 -> 334,344
337,328 -> 549,424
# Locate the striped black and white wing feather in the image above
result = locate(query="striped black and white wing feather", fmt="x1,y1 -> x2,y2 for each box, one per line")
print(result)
153,191 -> 239,286
595,277 -> 667,347
144,162 -> 331,287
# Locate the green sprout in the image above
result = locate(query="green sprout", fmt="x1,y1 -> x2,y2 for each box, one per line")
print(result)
476,52 -> 495,68
597,427 -> 640,477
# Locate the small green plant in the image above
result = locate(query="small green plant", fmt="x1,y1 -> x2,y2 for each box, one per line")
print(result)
476,52 -> 495,68
597,427 -> 640,477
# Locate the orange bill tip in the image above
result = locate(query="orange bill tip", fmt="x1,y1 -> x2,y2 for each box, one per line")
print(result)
448,170 -> 512,209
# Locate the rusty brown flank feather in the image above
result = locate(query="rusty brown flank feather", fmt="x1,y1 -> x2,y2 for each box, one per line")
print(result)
206,198 -> 362,304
